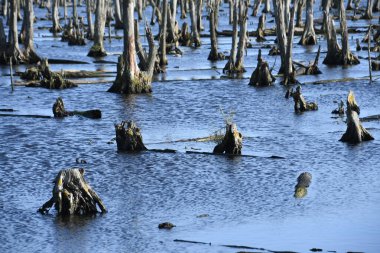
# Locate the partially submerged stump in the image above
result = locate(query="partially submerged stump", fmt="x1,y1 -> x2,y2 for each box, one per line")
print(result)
295,46 -> 322,75
61,19 -> 86,46
249,49 -> 275,86
332,100 -> 345,115
298,0 -> 316,45
291,86 -> 318,113
213,123 -> 243,155
256,14 -> 266,42
294,172 -> 312,198
158,222 -> 176,229
38,168 -> 107,215
340,91 -> 374,144
52,97 -> 102,119
115,121 -> 147,152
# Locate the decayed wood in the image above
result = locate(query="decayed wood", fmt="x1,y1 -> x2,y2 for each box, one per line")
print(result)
50,0 -> 62,33
252,0 -> 262,17
159,0 -> 168,66
38,168 -> 107,215
61,18 -> 86,45
23,0 -> 41,63
213,123 -> 243,155
295,46 -> 322,75
88,0 -> 107,57
340,91 -> 374,144
179,22 -> 191,46
52,97 -> 101,118
115,120 -> 148,151
332,100 -> 345,114
249,49 -> 275,86
294,172 -> 312,198
86,0 -> 95,38
362,0 -> 373,19
189,0 -> 201,47
208,0 -> 225,61
299,0 -> 316,45
256,14 -> 266,42
291,85 -> 318,112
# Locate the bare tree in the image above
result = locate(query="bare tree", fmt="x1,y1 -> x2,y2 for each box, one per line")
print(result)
50,0 -> 62,33
299,0 -> 316,45
159,0 -> 168,66
86,0 -> 94,38
208,0 -> 224,60
114,0 -> 123,28
23,0 -> 40,63
88,0 -> 107,57
189,0 -> 201,47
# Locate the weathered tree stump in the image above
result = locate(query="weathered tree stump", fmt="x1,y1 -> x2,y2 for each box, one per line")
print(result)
249,49 -> 275,86
50,0 -> 62,34
88,0 -> 107,57
115,121 -> 147,152
291,85 -> 318,113
208,0 -> 225,61
213,123 -> 243,155
332,100 -> 345,115
294,172 -> 312,198
340,91 -> 374,144
189,0 -> 201,47
295,46 -> 322,75
38,168 -> 107,215
61,19 -> 86,46
268,45 -> 280,55
299,0 -> 316,45
256,14 -> 266,42
179,22 -> 191,46
52,97 -> 102,119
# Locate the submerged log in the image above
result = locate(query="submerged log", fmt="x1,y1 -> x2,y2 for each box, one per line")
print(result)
291,85 -> 318,113
249,49 -> 275,86
340,91 -> 374,144
52,97 -> 101,119
38,168 -> 107,215
115,121 -> 147,152
294,172 -> 312,198
213,123 -> 243,155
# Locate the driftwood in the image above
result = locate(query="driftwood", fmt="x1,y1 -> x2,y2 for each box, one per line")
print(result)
249,49 -> 275,86
290,86 -> 318,113
340,91 -> 374,144
21,59 -> 77,89
294,172 -> 312,198
38,168 -> 107,215
115,121 -> 147,152
213,123 -> 243,155
52,97 -> 101,119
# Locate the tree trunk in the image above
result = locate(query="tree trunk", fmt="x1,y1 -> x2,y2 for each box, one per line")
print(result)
189,0 -> 201,47
208,0 -> 224,60
213,123 -> 243,155
114,0 -> 123,28
0,18 -> 7,63
346,0 -> 353,10
291,85 -> 318,112
88,0 -> 107,57
180,0 -> 186,18
252,0 -> 262,17
249,49 -> 275,86
362,0 -> 373,19
273,0 -> 287,74
115,121 -> 148,151
73,0 -> 78,26
6,0 -> 24,64
86,0 -> 94,38
295,0 -> 303,27
50,0 -> 62,33
283,0 -> 297,85
196,0 -> 203,31
234,0 -> 247,72
228,0 -> 232,24
340,91 -> 374,143
223,0 -> 238,73
136,0 -> 143,20
339,0 -> 359,65
299,0 -> 316,45
256,13 -> 266,42
23,0 -> 40,63
108,0 -> 155,94
159,0 -> 168,66
263,0 -> 270,13
38,168 -> 107,215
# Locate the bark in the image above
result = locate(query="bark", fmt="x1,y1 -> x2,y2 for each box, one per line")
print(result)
208,0 -> 225,61
362,0 -> 373,19
114,0 -> 123,28
159,0 -> 168,66
332,100 -> 345,115
38,168 -> 107,215
283,0 -> 297,85
88,0 -> 107,57
223,0 -> 238,73
50,0 -> 62,33
249,49 -> 275,86
115,121 -> 147,151
189,0 -> 201,47
256,13 -> 266,42
52,97 -> 101,118
86,0 -> 94,38
299,0 -> 316,45
213,123 -> 243,155
23,0 -> 40,63
149,0 -> 162,25
228,0 -> 232,24
340,91 -> 374,144
108,0 -> 155,94
0,18 -> 6,63
346,0 -> 353,10
291,85 -> 318,112
273,0 -> 287,74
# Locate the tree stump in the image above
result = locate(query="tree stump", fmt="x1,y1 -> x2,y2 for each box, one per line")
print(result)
52,97 -> 102,119
249,49 -> 275,86
38,168 -> 107,215
292,85 -> 318,113
213,123 -> 243,155
332,100 -> 345,115
340,91 -> 374,144
298,0 -> 316,45
294,172 -> 312,198
256,14 -> 266,42
115,121 -> 147,152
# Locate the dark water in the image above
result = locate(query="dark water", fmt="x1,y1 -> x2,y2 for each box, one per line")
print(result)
1,2 -> 380,253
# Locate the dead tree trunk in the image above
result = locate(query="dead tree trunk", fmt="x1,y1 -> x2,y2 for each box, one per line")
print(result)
136,0 -> 143,20
0,18 -> 6,63
208,0 -> 225,60
108,0 -> 156,94
115,121 -> 147,151
189,0 -> 201,47
299,0 -> 316,45
23,0 -> 40,63
234,0 -> 248,72
72,0 -> 78,26
223,0 -> 238,73
38,168 -> 107,215
283,0 -> 297,85
256,13 -> 266,42
295,0 -> 303,27
88,0 -> 107,57
180,0 -> 187,18
213,122 -> 243,155
228,0 -> 233,24
52,97 -> 101,118
295,45 -> 322,75
249,49 -> 275,86
291,85 -> 318,112
149,0 -> 162,25
346,0 -> 353,10
263,0 -> 270,13
362,0 -> 373,19
50,0 -> 62,33
196,0 -> 203,31
86,0 -> 94,38
159,0 -> 168,66
5,0 -> 24,64
114,0 -> 123,28
340,91 -> 374,143
252,0 -> 262,17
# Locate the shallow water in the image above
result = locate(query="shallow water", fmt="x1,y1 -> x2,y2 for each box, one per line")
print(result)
1,2 -> 380,253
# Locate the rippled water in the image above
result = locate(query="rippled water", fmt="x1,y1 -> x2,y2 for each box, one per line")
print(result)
1,2 -> 380,253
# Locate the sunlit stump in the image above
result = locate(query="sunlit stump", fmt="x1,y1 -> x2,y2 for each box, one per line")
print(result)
52,97 -> 102,119
294,172 -> 312,198
38,168 -> 107,215
213,123 -> 243,155
115,121 -> 147,152
340,91 -> 374,144
292,85 -> 318,113
249,49 -> 275,86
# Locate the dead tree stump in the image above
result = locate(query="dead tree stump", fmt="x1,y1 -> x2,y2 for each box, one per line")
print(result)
249,49 -> 275,86
295,46 -> 322,75
332,100 -> 345,115
208,0 -> 225,61
213,123 -> 243,155
38,168 -> 107,215
292,85 -> 318,113
299,0 -> 316,45
340,91 -> 374,144
115,121 -> 147,152
256,14 -> 266,42
52,97 -> 102,118
294,172 -> 312,198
